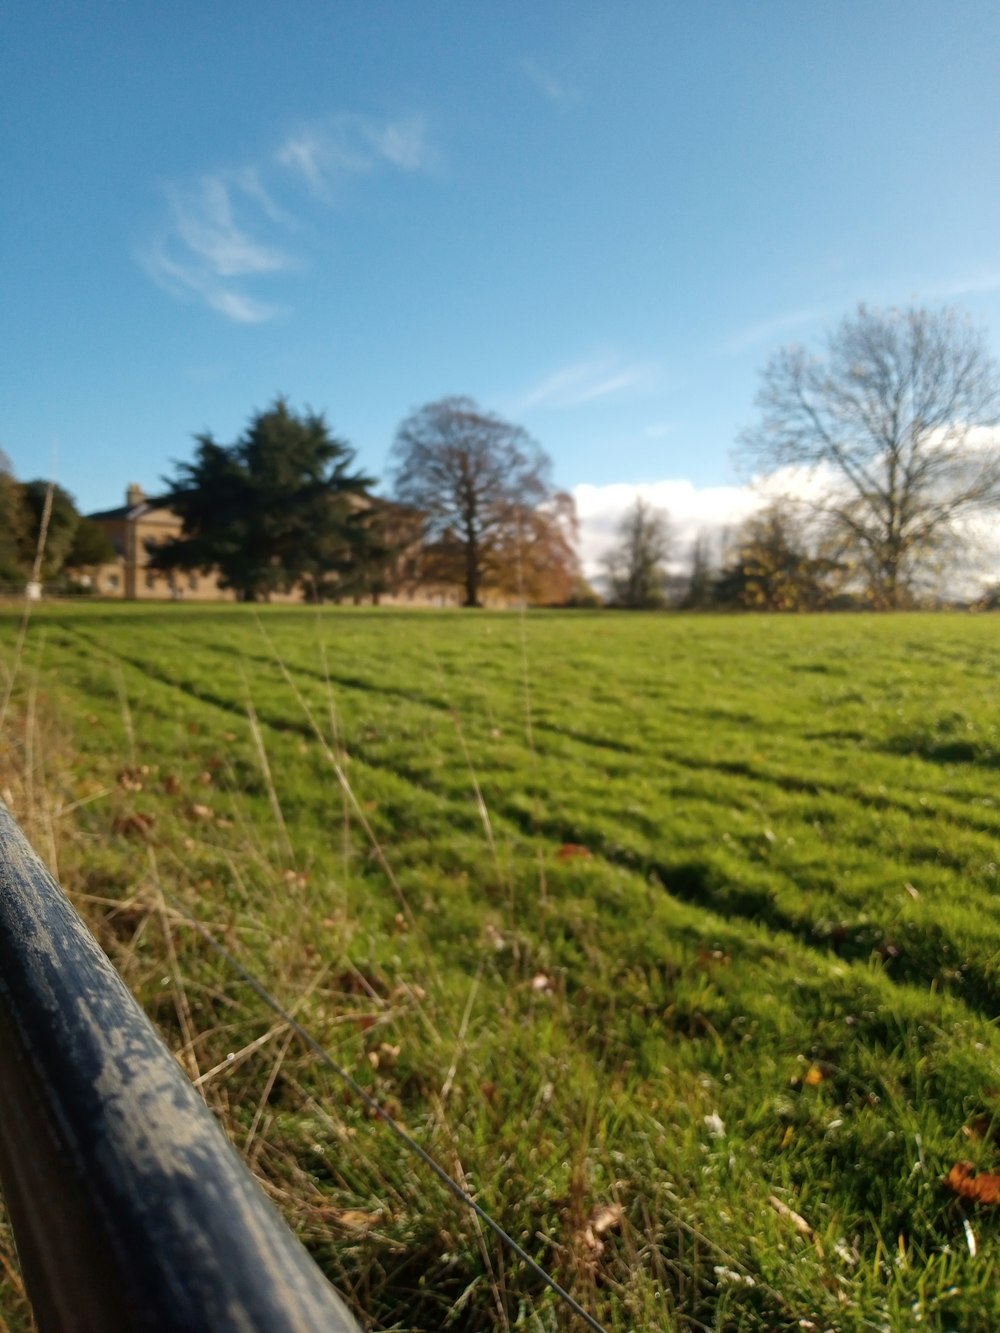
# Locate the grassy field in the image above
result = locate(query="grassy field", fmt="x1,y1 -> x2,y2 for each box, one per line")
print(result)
2,604 -> 1000,1331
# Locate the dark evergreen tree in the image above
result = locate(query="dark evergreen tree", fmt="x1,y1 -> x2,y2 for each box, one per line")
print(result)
152,399 -> 376,601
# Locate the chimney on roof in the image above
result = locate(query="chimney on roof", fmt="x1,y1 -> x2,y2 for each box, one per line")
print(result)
126,483 -> 145,508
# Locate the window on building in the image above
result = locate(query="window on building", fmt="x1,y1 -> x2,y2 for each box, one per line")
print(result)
188,574 -> 199,592
106,574 -> 119,590
145,572 -> 156,590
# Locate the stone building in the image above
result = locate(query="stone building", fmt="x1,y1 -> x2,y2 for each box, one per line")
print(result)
86,485 -> 233,600
85,485 -> 491,606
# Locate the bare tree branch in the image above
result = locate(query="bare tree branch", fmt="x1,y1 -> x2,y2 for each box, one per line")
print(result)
390,397 -> 564,607
739,304 -> 1000,606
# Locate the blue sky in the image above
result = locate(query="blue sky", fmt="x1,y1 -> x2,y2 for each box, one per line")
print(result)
5,2 -> 1000,568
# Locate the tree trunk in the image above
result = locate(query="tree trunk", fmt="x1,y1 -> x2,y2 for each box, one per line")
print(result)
464,537 -> 480,607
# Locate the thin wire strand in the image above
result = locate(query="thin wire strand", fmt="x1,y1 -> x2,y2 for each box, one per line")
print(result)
166,892 -> 608,1333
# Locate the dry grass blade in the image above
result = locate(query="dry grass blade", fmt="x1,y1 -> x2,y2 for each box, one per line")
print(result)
244,1026 -> 296,1163
769,1194 -> 823,1256
148,846 -> 202,1084
452,1151 -> 509,1331
112,659 -> 137,767
192,1021 -> 291,1088
437,960 -> 483,1109
243,678 -> 295,866
251,616 -> 448,1045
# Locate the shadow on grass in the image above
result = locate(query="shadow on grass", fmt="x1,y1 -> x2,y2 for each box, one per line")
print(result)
513,811 -> 1000,1021
883,734 -> 1000,768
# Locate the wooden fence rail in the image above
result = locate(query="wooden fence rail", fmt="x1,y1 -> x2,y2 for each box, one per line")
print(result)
0,802 -> 360,1332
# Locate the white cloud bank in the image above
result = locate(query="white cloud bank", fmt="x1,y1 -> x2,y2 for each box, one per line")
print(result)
574,459 -> 1000,595
573,478 -> 765,578
139,114 -> 436,322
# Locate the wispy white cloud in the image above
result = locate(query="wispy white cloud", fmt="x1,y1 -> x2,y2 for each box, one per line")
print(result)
719,306 -> 827,356
139,113 -> 437,321
363,115 -> 435,170
277,113 -> 436,199
167,176 -> 289,278
517,353 -> 656,410
233,165 -> 298,228
519,56 -> 580,108
138,172 -> 291,324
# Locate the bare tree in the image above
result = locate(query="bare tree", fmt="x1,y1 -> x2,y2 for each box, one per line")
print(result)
601,498 -> 671,608
741,304 -> 1000,607
679,530 -> 716,609
391,396 -> 558,606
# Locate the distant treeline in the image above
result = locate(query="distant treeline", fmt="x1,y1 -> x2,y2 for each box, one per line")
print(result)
0,463 -> 114,587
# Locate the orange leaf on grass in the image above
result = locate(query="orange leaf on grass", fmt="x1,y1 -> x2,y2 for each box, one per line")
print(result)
328,1209 -> 382,1230
946,1161 -> 1000,1205
557,843 -> 592,860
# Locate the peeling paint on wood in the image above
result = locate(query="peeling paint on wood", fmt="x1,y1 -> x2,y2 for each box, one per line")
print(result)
0,802 -> 361,1332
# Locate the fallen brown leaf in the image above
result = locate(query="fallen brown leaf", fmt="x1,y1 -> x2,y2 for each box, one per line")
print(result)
697,948 -> 731,968
573,1203 -> 624,1264
112,812 -> 155,838
557,843 -> 592,860
769,1195 -> 822,1254
590,1203 -> 624,1235
946,1161 -> 1000,1205
326,1208 -> 382,1230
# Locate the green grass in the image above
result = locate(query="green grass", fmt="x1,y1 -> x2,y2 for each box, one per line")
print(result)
3,604 -> 1000,1330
